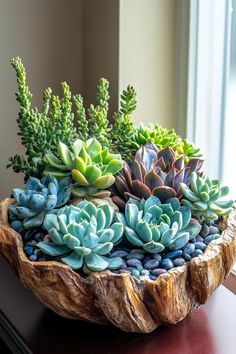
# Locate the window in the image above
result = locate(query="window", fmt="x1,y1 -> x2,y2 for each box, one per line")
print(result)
223,0 -> 236,274
222,0 -> 236,199
178,0 -> 236,280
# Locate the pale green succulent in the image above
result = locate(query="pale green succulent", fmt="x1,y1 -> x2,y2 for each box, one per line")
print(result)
180,172 -> 233,220
37,200 -> 124,271
132,124 -> 202,161
132,124 -> 181,151
44,138 -> 123,199
175,139 -> 202,162
115,196 -> 201,253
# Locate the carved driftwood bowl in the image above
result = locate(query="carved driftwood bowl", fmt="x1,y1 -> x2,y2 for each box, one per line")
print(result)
0,198 -> 236,333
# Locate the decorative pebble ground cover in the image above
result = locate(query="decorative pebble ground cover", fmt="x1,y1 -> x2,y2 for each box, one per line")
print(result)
21,220 -> 221,281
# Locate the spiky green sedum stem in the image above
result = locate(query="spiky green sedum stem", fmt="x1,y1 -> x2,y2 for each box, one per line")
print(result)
8,58 -> 140,179
8,58 -> 80,178
111,85 -> 137,158
73,94 -> 88,140
88,78 -> 111,148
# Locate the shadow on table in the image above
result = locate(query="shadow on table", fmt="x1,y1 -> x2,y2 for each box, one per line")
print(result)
29,307 -> 215,354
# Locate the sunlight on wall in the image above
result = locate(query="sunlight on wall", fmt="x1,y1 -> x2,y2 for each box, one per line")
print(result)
119,0 -> 177,129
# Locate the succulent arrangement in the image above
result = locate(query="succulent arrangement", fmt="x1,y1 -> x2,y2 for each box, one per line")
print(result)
4,57 -> 234,281
8,57 -> 201,181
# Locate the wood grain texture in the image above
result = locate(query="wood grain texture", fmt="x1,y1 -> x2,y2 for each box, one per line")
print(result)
0,198 -> 236,333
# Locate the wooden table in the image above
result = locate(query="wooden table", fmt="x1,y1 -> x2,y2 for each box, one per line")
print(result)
0,255 -> 235,354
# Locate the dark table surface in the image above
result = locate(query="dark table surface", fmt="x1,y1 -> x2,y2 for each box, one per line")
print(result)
0,255 -> 235,354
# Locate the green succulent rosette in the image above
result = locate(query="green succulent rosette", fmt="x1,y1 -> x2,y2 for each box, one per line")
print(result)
180,172 -> 233,220
132,124 -> 181,151
37,200 -> 124,271
115,196 -> 201,253
44,138 -> 123,199
132,124 -> 202,161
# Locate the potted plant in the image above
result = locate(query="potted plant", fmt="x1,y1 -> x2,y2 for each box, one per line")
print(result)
0,57 -> 235,333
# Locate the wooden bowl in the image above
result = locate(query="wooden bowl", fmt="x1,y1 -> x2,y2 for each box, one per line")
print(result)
0,198 -> 236,333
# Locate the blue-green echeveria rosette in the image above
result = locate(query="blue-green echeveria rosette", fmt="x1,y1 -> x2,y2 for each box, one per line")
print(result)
37,200 -> 124,271
180,172 -> 233,220
8,176 -> 72,230
115,196 -> 201,253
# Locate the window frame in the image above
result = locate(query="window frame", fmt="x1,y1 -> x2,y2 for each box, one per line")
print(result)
185,0 -> 232,179
176,0 -> 236,286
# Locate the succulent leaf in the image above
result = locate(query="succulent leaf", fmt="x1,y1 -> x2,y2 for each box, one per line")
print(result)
143,241 -> 165,253
58,142 -> 74,168
168,232 -> 189,250
92,174 -> 115,189
37,242 -> 70,256
183,223 -> 201,240
124,226 -> 144,247
85,253 -> 109,271
45,153 -> 69,170
23,211 -> 45,228
72,169 -> 89,185
61,251 -> 83,269
102,256 -> 123,270
136,222 -> 152,243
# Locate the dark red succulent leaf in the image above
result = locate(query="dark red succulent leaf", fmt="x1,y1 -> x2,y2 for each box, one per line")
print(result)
112,195 -> 126,210
130,159 -> 143,182
186,158 -> 204,173
114,174 -> 132,195
157,169 -> 166,181
182,166 -> 192,185
124,192 -> 141,201
152,186 -> 176,201
173,168 -> 185,191
173,155 -> 185,170
123,162 -> 133,188
135,146 -> 157,171
144,142 -> 159,153
153,156 -> 166,171
140,162 -> 147,180
157,147 -> 175,169
164,169 -> 176,187
144,170 -> 164,190
132,179 -> 152,199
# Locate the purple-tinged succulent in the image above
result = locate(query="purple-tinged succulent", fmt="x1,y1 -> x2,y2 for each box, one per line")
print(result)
112,142 -> 203,209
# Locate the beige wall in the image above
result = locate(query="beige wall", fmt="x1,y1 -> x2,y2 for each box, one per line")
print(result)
83,0 -> 119,116
0,0 -> 83,198
0,0 -> 177,198
119,0 -> 177,128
